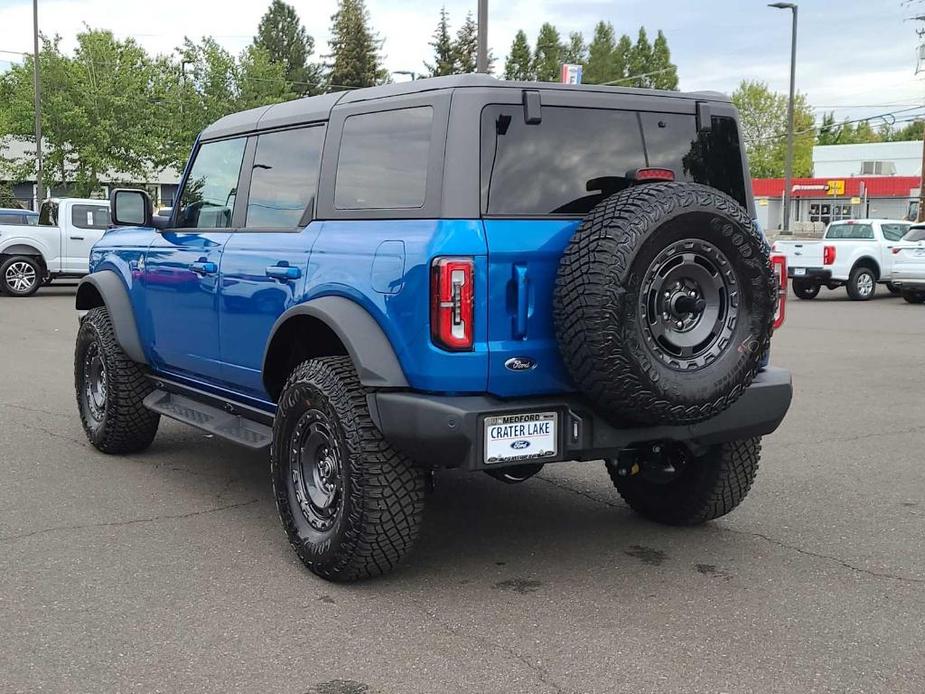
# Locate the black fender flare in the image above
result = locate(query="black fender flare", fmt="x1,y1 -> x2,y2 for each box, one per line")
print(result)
263,296 -> 409,389
75,271 -> 147,365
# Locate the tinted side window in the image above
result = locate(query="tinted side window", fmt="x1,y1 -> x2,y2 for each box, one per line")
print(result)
827,223 -> 874,240
481,105 -> 647,215
881,223 -> 910,242
335,107 -> 433,210
245,126 -> 325,228
0,213 -> 24,224
71,204 -> 110,230
176,137 -> 247,229
681,115 -> 749,208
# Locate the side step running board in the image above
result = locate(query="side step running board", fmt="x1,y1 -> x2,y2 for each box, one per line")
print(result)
143,389 -> 273,450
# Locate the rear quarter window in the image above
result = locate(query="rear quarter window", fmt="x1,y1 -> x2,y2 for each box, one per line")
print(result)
334,106 -> 433,210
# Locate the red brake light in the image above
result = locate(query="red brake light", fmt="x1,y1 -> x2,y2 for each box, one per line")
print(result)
633,167 -> 675,182
892,247 -> 902,254
823,245 -> 836,266
431,257 -> 474,351
771,254 -> 787,330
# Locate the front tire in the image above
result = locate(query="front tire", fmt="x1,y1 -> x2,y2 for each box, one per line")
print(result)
1,255 -> 42,297
605,438 -> 761,525
847,266 -> 876,301
75,307 -> 160,453
270,356 -> 426,582
792,278 -> 820,300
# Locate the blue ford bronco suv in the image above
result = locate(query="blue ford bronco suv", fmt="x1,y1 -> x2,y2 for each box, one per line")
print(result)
74,75 -> 792,582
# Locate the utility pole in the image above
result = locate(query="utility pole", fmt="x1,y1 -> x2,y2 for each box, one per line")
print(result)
32,0 -> 44,207
770,3 -> 798,233
918,136 -> 925,221
476,0 -> 489,73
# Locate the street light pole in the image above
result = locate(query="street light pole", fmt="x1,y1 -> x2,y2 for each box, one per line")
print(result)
770,2 -> 798,233
476,0 -> 489,73
32,0 -> 44,207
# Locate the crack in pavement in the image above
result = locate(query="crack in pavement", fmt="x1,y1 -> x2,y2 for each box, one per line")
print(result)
534,473 -> 925,586
13,421 -> 87,447
0,499 -> 260,543
414,601 -> 569,694
0,402 -> 71,419
776,424 -> 925,450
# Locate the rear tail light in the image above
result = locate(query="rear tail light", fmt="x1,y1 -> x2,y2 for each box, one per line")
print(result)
823,245 -> 836,265
892,247 -> 902,254
771,254 -> 787,329
431,257 -> 474,351
632,167 -> 675,182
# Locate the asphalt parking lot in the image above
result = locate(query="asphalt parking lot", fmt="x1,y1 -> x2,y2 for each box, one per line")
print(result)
1,285 -> 923,694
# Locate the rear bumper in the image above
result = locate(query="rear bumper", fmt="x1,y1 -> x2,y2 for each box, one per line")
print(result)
789,267 -> 832,282
368,367 -> 793,470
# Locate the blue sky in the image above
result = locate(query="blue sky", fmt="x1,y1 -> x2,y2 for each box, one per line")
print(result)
0,0 -> 922,124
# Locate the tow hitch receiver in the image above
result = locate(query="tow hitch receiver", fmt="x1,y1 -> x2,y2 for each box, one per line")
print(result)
613,442 -> 690,484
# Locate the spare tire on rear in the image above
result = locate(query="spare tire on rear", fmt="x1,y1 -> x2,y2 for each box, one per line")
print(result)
554,182 -> 775,425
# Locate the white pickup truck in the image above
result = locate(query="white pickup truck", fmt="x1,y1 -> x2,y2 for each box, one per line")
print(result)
772,219 -> 912,301
0,198 -> 110,297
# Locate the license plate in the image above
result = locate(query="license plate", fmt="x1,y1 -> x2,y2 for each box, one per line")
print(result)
794,268 -> 806,276
484,412 -> 558,464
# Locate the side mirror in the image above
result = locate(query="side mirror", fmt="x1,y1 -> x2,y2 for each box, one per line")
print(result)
110,188 -> 153,227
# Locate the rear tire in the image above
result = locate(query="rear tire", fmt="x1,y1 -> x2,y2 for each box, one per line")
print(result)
847,266 -> 876,301
605,438 -> 761,525
1,255 -> 42,297
902,289 -> 925,304
792,279 -> 820,300
74,307 -> 160,453
270,356 -> 426,582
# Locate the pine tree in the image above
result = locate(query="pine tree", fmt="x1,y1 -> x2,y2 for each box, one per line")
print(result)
504,30 -> 533,81
326,0 -> 387,90
563,31 -> 586,66
425,7 -> 455,77
613,34 -> 632,83
584,21 -> 617,84
252,0 -> 321,96
627,27 -> 653,87
532,23 -> 563,82
453,11 -> 479,73
650,30 -> 679,90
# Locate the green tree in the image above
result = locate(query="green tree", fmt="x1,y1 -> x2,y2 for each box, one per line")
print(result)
650,30 -> 678,90
327,0 -> 387,90
563,31 -> 587,66
252,0 -> 321,96
533,22 -> 563,82
504,29 -> 533,81
732,80 -> 814,178
584,21 -> 617,84
238,45 -> 295,110
425,6 -> 455,77
613,34 -> 632,83
890,119 -> 925,141
626,27 -> 653,87
453,11 -> 479,73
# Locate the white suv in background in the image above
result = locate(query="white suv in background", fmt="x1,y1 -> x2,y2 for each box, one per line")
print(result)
890,225 -> 925,304
772,219 -> 912,301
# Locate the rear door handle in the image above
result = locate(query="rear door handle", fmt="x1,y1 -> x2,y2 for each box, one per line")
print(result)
265,265 -> 301,280
190,261 -> 217,275
514,264 -> 528,339
70,236 -> 85,240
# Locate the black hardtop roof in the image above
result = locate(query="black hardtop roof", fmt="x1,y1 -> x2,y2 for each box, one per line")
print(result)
199,74 -> 730,141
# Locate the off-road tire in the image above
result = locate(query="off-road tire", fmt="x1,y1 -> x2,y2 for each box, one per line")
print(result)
606,438 -> 761,525
792,278 -> 820,300
554,182 -> 775,426
75,307 -> 160,453
270,356 -> 426,582
1,255 -> 43,297
902,289 -> 925,304
846,266 -> 876,301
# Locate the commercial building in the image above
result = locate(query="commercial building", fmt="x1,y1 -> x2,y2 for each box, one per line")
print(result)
753,140 -> 922,233
0,137 -> 180,211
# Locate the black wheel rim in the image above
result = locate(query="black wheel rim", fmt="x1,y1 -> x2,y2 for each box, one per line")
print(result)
639,239 -> 738,370
83,341 -> 107,423
288,409 -> 343,533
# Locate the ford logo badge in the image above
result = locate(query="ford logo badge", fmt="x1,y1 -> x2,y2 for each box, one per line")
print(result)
510,440 -> 531,450
504,357 -> 536,372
